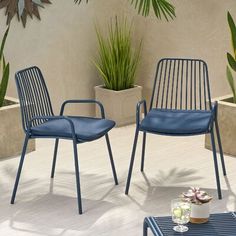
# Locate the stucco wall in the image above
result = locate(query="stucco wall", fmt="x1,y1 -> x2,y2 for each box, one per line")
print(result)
128,0 -> 235,105
1,0 -> 235,115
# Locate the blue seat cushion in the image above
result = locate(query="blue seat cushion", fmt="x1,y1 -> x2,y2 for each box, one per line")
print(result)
140,109 -> 213,135
31,116 -> 115,141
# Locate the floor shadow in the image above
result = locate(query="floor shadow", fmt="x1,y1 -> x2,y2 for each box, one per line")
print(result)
9,193 -> 115,235
127,169 -> 231,215
0,165 -> 119,236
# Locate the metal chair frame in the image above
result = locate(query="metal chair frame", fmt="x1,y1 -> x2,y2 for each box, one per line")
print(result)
11,66 -> 118,214
125,58 -> 226,199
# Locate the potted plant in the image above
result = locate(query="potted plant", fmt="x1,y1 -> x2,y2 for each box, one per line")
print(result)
205,11 -> 236,156
182,187 -> 213,224
94,17 -> 142,126
0,27 -> 35,159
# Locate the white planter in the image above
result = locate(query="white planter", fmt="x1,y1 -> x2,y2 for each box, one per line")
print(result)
0,96 -> 35,159
95,85 -> 142,127
205,94 -> 236,157
190,202 -> 210,224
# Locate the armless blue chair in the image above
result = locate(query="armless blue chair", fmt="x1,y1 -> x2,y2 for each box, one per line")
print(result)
125,58 -> 226,199
11,66 -> 118,214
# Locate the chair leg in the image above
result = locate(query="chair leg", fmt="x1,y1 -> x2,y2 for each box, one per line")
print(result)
105,134 -> 118,185
72,139 -> 83,214
11,135 -> 29,204
51,138 -> 59,178
215,119 -> 226,176
141,132 -> 146,172
125,128 -> 139,195
210,130 -> 222,200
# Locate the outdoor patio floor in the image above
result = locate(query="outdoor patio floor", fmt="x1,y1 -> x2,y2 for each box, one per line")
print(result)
0,124 -> 236,236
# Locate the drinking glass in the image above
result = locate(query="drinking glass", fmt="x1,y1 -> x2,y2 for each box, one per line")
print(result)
171,198 -> 191,233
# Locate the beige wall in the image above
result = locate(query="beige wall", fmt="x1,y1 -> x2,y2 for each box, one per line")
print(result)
1,0 -> 235,115
123,0 -> 236,105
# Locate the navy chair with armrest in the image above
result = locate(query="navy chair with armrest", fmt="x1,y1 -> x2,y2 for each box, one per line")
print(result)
11,66 -> 118,214
125,58 -> 226,199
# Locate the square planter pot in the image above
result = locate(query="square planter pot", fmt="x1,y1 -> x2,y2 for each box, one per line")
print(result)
95,85 -> 142,127
0,96 -> 35,159
205,94 -> 236,157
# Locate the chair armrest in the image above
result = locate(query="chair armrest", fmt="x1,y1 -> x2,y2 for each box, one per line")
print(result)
60,99 -> 105,118
29,116 -> 76,138
136,100 -> 147,126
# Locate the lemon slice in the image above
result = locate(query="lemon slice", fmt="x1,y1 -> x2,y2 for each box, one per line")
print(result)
173,207 -> 182,218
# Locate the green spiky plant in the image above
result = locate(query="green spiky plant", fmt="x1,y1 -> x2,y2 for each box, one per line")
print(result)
0,27 -> 10,108
227,12 -> 236,103
74,0 -> 175,21
94,17 -> 141,91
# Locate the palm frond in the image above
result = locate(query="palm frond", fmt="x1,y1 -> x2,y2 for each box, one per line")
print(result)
74,0 -> 88,4
130,0 -> 175,21
74,0 -> 176,21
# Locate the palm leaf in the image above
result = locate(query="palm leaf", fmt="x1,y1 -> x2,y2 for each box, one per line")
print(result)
75,0 -> 175,21
74,0 -> 88,4
131,0 -> 175,20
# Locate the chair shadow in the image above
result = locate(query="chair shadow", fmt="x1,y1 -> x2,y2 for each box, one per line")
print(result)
0,165 -> 119,236
127,168 -> 232,215
1,165 -> 235,235
9,194 -> 115,235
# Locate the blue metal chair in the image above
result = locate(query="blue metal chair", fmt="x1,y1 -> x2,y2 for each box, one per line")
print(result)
125,58 -> 226,199
11,66 -> 118,214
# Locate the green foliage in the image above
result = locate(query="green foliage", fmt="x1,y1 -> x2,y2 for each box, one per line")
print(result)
227,66 -> 236,103
74,0 -> 88,4
227,52 -> 236,72
227,12 -> 236,103
75,0 -> 175,21
228,11 -> 236,55
0,27 -> 10,108
94,17 -> 141,91
130,0 -> 175,21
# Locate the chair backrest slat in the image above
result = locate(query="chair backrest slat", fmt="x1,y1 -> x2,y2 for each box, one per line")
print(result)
150,58 -> 212,111
15,66 -> 54,132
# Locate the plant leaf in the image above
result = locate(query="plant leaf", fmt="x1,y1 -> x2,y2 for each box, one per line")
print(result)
227,52 -> 236,72
0,27 -> 9,62
32,0 -> 44,7
18,0 -> 25,17
130,0 -> 175,21
74,0 -> 88,4
0,63 -> 9,107
75,0 -> 175,20
228,11 -> 236,57
226,66 -> 236,103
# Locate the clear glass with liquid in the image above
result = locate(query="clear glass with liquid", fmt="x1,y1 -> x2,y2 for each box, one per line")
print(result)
171,199 -> 191,232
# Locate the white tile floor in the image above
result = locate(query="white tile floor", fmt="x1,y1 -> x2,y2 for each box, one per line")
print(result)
0,125 -> 235,236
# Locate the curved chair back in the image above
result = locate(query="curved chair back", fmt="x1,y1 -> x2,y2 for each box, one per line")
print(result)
150,58 -> 212,111
15,66 -> 54,132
